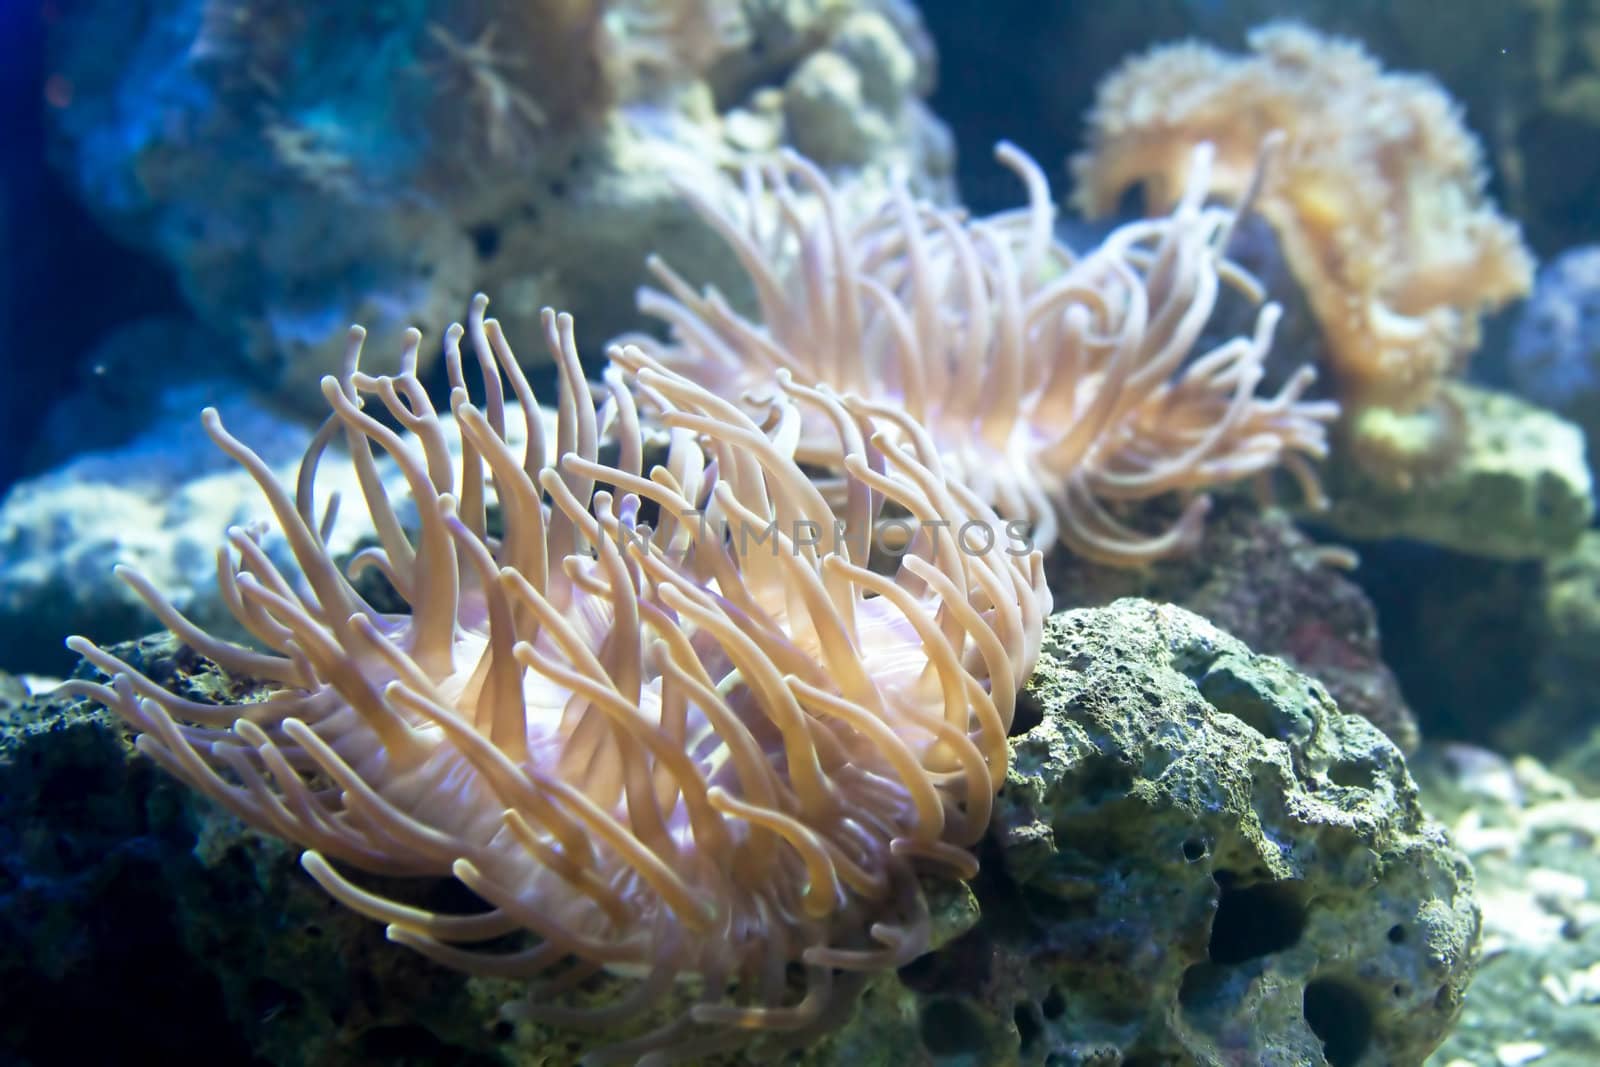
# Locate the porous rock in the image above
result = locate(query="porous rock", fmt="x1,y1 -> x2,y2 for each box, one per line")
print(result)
1319,382 -> 1593,561
1046,498 -> 1419,753
909,601 -> 1478,1066
2,603 -> 1478,1065
0,635 -> 516,1067
46,0 -> 954,402
0,385 -> 550,676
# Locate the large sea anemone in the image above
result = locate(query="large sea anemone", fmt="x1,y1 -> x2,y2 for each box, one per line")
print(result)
65,295 -> 1050,1063
632,141 -> 1338,564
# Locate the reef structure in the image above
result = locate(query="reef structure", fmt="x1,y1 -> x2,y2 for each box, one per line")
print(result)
1071,22 -> 1534,488
16,600 -> 1479,1065
46,0 -> 951,397
63,296 -> 1050,1063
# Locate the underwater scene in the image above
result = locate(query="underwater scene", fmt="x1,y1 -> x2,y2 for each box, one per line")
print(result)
8,1 -> 1600,1064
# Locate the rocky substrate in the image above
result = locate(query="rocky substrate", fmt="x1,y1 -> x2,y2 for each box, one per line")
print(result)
0,602 -> 1478,1065
1418,747 -> 1600,1067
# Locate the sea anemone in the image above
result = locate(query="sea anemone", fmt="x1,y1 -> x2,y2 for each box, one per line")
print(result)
630,140 -> 1338,564
64,296 -> 1049,1063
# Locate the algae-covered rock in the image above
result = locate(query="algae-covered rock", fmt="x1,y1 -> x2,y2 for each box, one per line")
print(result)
0,636 -> 535,1066
1320,382 -> 1593,560
1491,531 -> 1600,770
1046,498 -> 1420,753
5,606 -> 1477,1065
955,601 -> 1479,1066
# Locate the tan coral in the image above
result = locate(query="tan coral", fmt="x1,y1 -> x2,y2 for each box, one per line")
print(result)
1071,22 -> 1534,482
65,296 -> 1048,1064
631,139 -> 1336,565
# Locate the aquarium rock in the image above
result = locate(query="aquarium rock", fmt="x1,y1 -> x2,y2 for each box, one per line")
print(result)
1509,246 -> 1600,474
46,0 -> 953,402
1318,382 -> 1594,560
1045,497 -> 1419,753
963,601 -> 1477,1066
0,384 -> 328,674
0,385 -> 548,675
1489,532 -> 1600,766
5,601 -> 1477,1064
0,634 -> 514,1066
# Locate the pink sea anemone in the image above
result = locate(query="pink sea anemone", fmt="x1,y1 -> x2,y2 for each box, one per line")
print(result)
631,141 -> 1339,564
65,295 -> 1050,1063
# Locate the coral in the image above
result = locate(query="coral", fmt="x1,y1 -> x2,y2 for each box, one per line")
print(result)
64,297 -> 1050,1063
595,0 -> 748,100
1072,22 -> 1535,485
633,140 -> 1335,565
420,21 -> 551,159
46,0 -> 952,399
1511,247 -> 1600,408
